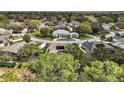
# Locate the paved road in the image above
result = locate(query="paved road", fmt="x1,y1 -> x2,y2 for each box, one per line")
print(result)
31,36 -> 101,44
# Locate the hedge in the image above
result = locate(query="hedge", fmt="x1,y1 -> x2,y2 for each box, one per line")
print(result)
0,62 -> 16,68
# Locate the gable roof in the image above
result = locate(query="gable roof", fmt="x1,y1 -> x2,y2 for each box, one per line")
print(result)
2,41 -> 27,54
52,29 -> 69,36
68,21 -> 80,27
82,41 -> 113,52
0,28 -> 11,35
82,41 -> 95,51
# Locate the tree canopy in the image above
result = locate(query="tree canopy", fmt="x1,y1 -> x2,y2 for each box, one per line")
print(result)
82,60 -> 124,82
36,53 -> 80,82
119,17 -> 124,28
99,16 -> 114,23
28,19 -> 41,31
79,21 -> 92,34
18,43 -> 40,61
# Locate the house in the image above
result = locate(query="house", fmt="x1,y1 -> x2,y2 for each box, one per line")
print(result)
82,41 -> 113,53
101,23 -> 114,31
0,28 -> 11,35
115,22 -> 124,29
106,32 -> 115,38
9,21 -> 24,27
52,29 -> 69,37
42,20 -> 54,26
48,43 -> 65,53
54,24 -> 66,30
69,32 -> 79,38
112,32 -> 124,41
68,21 -> 80,28
111,38 -> 124,49
52,29 -> 79,38
0,28 -> 11,47
2,41 -> 37,54
2,41 -> 27,54
40,23 -> 49,29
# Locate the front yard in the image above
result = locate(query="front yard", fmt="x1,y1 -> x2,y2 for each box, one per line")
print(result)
30,30 -> 93,41
79,34 -> 92,40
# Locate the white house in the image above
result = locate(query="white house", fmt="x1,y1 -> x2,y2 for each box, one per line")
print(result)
0,28 -> 11,47
52,29 -> 79,38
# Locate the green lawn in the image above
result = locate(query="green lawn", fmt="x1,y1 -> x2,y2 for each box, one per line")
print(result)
79,35 -> 92,40
111,29 -> 117,32
30,31 -> 54,40
56,37 -> 74,41
34,35 -> 54,40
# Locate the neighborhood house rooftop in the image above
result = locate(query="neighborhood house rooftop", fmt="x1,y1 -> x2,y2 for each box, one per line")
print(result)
0,28 -> 11,35
52,29 -> 79,37
2,41 -> 27,54
52,29 -> 70,37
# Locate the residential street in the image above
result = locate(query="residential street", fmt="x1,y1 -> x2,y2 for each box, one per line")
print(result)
31,35 -> 101,44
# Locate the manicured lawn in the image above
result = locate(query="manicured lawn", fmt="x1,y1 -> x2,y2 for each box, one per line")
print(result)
30,31 -> 54,40
34,36 -> 54,40
79,35 -> 92,40
111,29 -> 117,32
56,37 -> 73,41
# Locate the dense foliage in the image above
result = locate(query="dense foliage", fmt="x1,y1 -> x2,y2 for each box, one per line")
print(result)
82,60 -> 124,82
18,43 -> 40,61
35,53 -> 80,82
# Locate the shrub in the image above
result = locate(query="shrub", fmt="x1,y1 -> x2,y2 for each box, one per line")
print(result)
21,62 -> 32,69
0,62 -> 16,68
22,34 -> 31,43
16,63 -> 22,69
1,71 -> 17,82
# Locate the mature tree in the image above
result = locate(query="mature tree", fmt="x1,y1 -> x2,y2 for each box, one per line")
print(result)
64,44 -> 92,69
18,43 -> 40,61
22,34 -> 31,43
81,60 -> 124,82
92,48 -> 124,64
92,48 -> 112,61
8,23 -> 23,33
35,53 -> 80,82
0,14 -> 7,22
0,14 -> 9,28
71,14 -> 77,21
40,27 -> 49,37
118,17 -> 124,28
99,16 -> 113,24
111,15 -> 118,22
79,21 -> 92,34
40,27 -> 53,37
91,23 -> 101,34
28,19 -> 41,32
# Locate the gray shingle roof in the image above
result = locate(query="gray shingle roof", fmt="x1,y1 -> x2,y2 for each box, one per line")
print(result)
82,41 -> 95,51
82,41 -> 113,52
